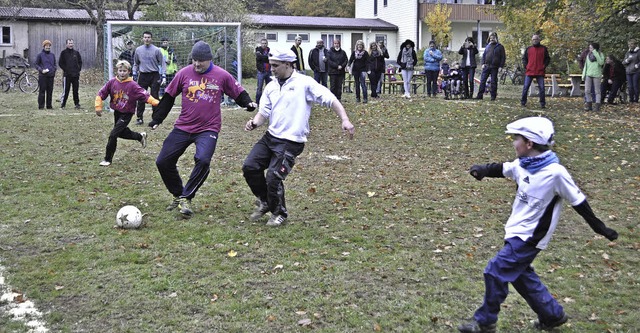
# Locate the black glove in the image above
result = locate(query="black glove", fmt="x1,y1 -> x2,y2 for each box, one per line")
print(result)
470,164 -> 488,180
604,227 -> 618,241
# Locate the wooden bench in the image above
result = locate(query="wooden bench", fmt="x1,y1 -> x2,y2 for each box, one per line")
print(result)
528,74 -> 567,97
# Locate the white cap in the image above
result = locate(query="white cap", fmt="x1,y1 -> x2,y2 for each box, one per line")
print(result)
505,117 -> 555,146
268,49 -> 297,63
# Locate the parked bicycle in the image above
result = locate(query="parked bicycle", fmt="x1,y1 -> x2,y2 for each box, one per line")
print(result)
499,65 -> 524,85
0,54 -> 39,93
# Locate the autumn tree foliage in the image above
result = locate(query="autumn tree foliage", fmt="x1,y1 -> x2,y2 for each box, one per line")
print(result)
283,0 -> 355,17
423,4 -> 452,49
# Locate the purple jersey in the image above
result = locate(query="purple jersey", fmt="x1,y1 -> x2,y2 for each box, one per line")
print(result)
166,65 -> 245,133
97,77 -> 151,114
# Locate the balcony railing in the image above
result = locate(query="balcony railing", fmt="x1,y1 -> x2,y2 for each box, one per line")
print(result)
419,3 -> 499,22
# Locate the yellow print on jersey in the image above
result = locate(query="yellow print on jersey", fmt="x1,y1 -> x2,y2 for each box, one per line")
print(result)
186,78 -> 219,103
113,89 -> 130,109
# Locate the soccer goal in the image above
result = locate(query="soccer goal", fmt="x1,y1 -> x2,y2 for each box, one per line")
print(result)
104,21 -> 242,83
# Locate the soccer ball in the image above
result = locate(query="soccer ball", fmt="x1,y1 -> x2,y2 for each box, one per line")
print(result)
116,205 -> 143,229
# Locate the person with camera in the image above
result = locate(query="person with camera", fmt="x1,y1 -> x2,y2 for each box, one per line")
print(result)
458,37 -> 479,99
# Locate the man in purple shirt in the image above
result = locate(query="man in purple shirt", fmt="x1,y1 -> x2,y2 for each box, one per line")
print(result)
150,41 -> 257,218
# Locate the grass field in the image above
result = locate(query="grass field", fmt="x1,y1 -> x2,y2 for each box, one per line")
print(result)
0,77 -> 639,333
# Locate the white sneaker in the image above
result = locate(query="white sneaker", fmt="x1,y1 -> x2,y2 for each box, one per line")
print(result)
99,160 -> 111,166
140,132 -> 147,148
266,215 -> 286,227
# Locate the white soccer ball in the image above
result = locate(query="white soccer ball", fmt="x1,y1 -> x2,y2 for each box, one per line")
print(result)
116,205 -> 143,229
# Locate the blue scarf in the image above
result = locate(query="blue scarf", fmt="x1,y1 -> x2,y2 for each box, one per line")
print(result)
519,151 -> 559,174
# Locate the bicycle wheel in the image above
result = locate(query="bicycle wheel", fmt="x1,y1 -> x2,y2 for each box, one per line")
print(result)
500,71 -> 508,85
0,74 -> 10,92
512,74 -> 524,85
19,73 -> 39,93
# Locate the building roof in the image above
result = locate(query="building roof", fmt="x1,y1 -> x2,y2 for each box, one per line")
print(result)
0,7 -> 397,31
249,14 -> 398,31
0,7 -> 138,21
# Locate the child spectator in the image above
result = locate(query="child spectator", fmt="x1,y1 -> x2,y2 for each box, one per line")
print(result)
95,60 -> 159,166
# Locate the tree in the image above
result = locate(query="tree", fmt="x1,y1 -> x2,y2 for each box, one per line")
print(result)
63,0 -> 156,67
423,4 -> 452,49
283,0 -> 355,17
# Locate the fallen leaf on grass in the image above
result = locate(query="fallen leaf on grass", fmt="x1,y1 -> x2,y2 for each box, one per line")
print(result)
298,318 -> 312,326
266,315 -> 276,322
228,250 -> 237,257
367,191 -> 376,197
563,297 -> 575,303
210,294 -> 218,302
589,313 -> 599,321
55,285 -> 64,291
374,323 -> 382,331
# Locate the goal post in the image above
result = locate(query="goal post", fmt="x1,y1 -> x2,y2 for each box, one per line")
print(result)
104,21 -> 243,84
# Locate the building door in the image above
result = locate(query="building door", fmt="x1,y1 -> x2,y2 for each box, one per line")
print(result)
350,33 -> 363,53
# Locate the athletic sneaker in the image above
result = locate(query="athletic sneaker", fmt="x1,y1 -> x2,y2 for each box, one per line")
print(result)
136,118 -> 143,125
533,313 -> 568,331
457,320 -> 496,333
166,197 -> 180,211
266,214 -> 286,227
178,198 -> 193,217
250,200 -> 269,221
99,160 -> 111,166
140,132 -> 147,148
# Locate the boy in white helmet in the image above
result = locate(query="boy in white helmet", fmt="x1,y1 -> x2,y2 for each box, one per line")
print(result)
459,117 -> 618,333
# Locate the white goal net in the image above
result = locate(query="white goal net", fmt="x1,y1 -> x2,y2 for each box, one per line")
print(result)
104,21 -> 242,83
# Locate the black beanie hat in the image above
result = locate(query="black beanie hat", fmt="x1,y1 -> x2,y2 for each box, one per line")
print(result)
191,41 -> 213,61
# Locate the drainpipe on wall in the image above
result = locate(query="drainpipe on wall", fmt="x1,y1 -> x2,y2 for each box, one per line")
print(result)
476,20 -> 481,48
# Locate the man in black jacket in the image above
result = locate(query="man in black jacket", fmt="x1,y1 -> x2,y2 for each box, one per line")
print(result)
308,40 -> 329,87
59,39 -> 83,109
475,32 -> 505,101
327,40 -> 348,101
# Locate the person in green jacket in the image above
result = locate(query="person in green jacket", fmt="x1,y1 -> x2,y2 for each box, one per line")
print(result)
582,42 -> 605,111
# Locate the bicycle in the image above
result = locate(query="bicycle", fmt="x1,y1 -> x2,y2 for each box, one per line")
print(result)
499,66 -> 524,85
0,63 -> 39,93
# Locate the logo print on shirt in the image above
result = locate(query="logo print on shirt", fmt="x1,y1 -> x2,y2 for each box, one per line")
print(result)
186,78 -> 218,103
523,176 -> 530,184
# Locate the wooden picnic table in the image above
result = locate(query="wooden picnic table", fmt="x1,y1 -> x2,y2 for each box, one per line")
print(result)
568,74 -> 584,97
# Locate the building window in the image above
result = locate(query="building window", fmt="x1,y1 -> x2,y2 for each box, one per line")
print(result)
477,0 -> 494,4
375,34 -> 387,46
473,30 -> 491,48
1,26 -> 11,45
255,32 -> 278,43
374,0 -> 378,16
384,0 -> 388,6
321,33 -> 343,46
286,33 -> 309,43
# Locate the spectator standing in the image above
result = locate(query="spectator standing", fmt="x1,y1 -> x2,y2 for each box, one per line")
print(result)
133,31 -> 166,125
34,40 -> 56,110
476,32 -> 505,101
397,39 -> 418,98
159,37 -> 178,96
347,40 -> 370,103
214,36 -> 239,106
242,49 -> 355,227
327,39 -> 348,101
290,35 -> 306,74
119,40 -> 135,65
309,39 -> 329,87
376,40 -> 390,95
458,37 -> 479,99
423,40 -> 443,97
367,42 -> 385,99
577,41 -> 596,102
458,116 -> 618,333
255,39 -> 272,104
59,39 -> 83,109
149,41 -> 257,218
601,55 -> 626,105
520,34 -> 550,108
94,60 -> 159,166
622,38 -> 640,103
581,42 -> 605,111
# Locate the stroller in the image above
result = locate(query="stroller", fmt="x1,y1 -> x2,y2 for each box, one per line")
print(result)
442,62 -> 464,100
